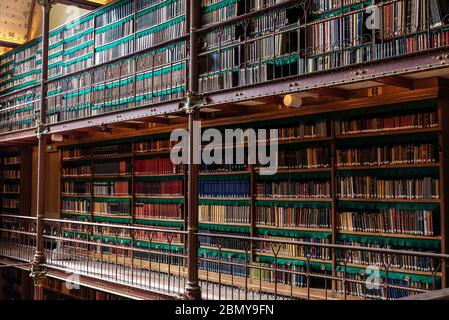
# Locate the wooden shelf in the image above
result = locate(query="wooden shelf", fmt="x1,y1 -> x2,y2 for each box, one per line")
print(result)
93,195 -> 132,199
199,171 -> 250,176
336,126 -> 441,140
256,197 -> 332,202
200,221 -> 250,227
341,261 -> 443,277
337,198 -> 441,204
336,163 -> 440,171
337,230 -> 441,241
134,173 -> 183,177
256,224 -> 332,233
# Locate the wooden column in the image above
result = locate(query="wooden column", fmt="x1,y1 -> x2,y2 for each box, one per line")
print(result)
438,98 -> 449,288
31,0 -> 54,301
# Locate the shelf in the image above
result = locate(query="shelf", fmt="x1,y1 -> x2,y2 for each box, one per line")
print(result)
256,197 -> 332,202
92,175 -> 132,179
200,245 -> 248,255
338,198 -> 441,204
258,167 -> 332,174
336,127 -> 441,140
93,154 -> 132,160
337,230 -> 441,241
256,252 -> 333,265
134,173 -> 183,177
134,150 -> 172,157
61,210 -> 90,216
199,221 -> 250,227
61,194 -> 90,197
341,261 -> 443,278
93,213 -> 132,219
134,195 -> 183,199
336,163 -> 440,171
199,197 -> 250,201
93,195 -> 131,199
256,225 -> 332,233
199,171 -> 250,176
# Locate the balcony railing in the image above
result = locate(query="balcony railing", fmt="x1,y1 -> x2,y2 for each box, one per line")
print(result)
1,214 -> 448,300
1,0 -> 449,138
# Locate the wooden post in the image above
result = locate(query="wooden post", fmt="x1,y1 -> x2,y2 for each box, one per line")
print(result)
438,98 -> 449,288
31,0 -> 54,301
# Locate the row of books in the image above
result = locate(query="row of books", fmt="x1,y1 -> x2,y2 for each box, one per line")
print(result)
336,143 -> 439,167
3,169 -> 20,179
2,199 -> 19,209
336,176 -> 440,200
93,161 -> 129,176
95,19 -> 134,47
199,255 -> 248,277
62,182 -> 91,195
93,181 -> 129,196
93,201 -> 131,216
338,210 -> 436,236
3,156 -> 20,165
62,148 -> 91,160
62,199 -> 90,214
200,231 -> 250,251
256,236 -> 331,260
278,148 -> 330,169
136,0 -> 185,31
134,158 -> 182,174
135,17 -> 185,52
276,121 -> 329,140
2,184 -> 20,193
255,180 -> 331,198
199,180 -> 249,198
335,272 -> 432,300
92,144 -> 130,159
201,0 -> 241,25
135,140 -> 175,153
135,180 -> 183,196
337,241 -> 438,272
134,203 -> 182,219
250,263 -> 308,287
95,0 -> 133,27
336,111 -> 439,135
134,226 -> 183,244
199,204 -> 250,223
311,0 -> 365,14
256,207 -> 331,228
62,165 -> 91,176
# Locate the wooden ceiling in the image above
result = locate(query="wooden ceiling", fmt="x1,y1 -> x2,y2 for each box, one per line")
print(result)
0,0 -> 110,55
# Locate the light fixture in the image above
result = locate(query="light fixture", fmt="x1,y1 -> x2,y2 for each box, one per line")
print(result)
283,94 -> 303,108
51,134 -> 63,142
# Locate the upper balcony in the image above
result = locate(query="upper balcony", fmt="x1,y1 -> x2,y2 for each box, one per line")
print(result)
1,0 -> 449,144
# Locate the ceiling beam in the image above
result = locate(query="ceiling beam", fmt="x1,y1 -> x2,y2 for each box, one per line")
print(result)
308,87 -> 349,99
374,76 -> 415,89
26,0 -> 37,42
0,40 -> 20,49
55,0 -> 103,10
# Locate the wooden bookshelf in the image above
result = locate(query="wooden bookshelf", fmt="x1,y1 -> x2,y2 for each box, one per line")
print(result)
0,147 -> 32,216
55,96 -> 446,299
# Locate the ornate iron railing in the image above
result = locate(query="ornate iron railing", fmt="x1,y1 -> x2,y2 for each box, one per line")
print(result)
1,214 -> 448,300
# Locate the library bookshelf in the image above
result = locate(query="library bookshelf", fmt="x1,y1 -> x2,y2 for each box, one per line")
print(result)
2,0 -> 449,300
0,148 -> 32,216
52,86 -> 449,299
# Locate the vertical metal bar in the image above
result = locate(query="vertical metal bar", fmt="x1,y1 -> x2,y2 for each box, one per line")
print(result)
31,0 -> 53,301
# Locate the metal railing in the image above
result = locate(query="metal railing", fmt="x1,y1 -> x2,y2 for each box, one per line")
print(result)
1,214 -> 448,300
